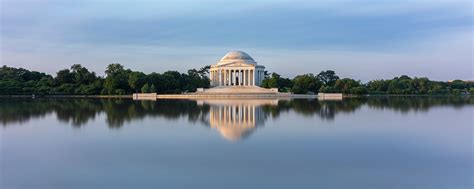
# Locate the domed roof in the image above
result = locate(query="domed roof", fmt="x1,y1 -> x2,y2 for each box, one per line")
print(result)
217,51 -> 257,65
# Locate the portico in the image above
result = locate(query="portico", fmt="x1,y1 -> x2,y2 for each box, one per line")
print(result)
209,51 -> 265,87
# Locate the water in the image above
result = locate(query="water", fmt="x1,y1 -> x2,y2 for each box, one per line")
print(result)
1,97 -> 473,189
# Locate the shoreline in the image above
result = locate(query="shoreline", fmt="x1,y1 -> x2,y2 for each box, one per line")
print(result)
0,94 -> 469,99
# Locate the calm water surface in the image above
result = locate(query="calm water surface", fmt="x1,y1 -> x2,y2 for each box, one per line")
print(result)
1,97 -> 473,189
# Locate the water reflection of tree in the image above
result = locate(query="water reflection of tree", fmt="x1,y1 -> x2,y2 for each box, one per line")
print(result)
54,99 -> 102,127
0,98 -> 55,125
261,98 -> 365,120
1,96 -> 472,128
102,99 -> 209,128
365,96 -> 473,113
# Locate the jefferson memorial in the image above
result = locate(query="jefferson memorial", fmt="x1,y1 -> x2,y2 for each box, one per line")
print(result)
209,51 -> 265,87
195,51 -> 278,94
147,51 -> 324,98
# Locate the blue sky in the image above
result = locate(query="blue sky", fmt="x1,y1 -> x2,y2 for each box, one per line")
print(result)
1,0 -> 472,81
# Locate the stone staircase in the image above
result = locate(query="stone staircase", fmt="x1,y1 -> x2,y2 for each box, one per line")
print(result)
198,86 -> 278,94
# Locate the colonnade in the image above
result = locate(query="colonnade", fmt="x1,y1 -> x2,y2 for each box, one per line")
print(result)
209,104 -> 264,128
209,68 -> 265,86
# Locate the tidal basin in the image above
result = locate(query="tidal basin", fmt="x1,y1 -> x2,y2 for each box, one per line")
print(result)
1,97 -> 473,189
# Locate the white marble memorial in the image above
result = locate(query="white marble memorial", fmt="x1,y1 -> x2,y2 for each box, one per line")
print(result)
209,51 -> 266,87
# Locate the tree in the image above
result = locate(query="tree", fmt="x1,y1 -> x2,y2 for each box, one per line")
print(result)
104,63 -> 129,94
262,72 -> 293,92
70,64 -> 97,85
141,83 -> 150,93
197,65 -> 210,78
128,71 -> 147,92
161,71 -> 183,93
291,74 -> 322,94
264,70 -> 270,79
366,80 -> 388,94
350,86 -> 367,95
55,69 -> 74,85
150,84 -> 156,93
105,64 -> 125,77
2,65 -> 471,96
450,80 -> 467,89
317,70 -> 339,86
333,78 -> 363,94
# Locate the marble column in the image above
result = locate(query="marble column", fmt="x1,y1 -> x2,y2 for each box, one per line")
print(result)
257,70 -> 260,85
248,70 -> 250,86
228,69 -> 230,86
228,70 -> 231,86
210,71 -> 212,85
232,70 -> 236,86
244,70 -> 247,85
224,70 -> 227,86
256,70 -> 259,86
236,70 -> 239,86
236,70 -> 238,86
238,70 -> 240,86
247,70 -> 252,86
244,70 -> 247,86
258,70 -> 261,85
241,70 -> 244,85
251,69 -> 255,86
218,70 -> 221,86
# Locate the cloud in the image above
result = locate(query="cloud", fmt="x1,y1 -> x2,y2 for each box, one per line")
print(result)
2,29 -> 471,81
1,0 -> 472,81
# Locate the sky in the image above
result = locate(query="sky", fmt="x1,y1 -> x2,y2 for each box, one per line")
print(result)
1,0 -> 473,81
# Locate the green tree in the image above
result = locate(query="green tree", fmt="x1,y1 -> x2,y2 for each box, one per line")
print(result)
128,71 -> 147,92
104,63 -> 129,94
55,69 -> 74,85
366,79 -> 388,94
291,74 -> 322,94
150,84 -> 156,93
262,72 -> 293,92
197,65 -> 210,78
317,70 -> 339,86
334,78 -> 363,94
141,83 -> 150,93
70,64 -> 97,85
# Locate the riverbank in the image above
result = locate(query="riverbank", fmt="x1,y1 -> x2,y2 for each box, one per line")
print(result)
0,95 -> 132,98
0,94 -> 469,99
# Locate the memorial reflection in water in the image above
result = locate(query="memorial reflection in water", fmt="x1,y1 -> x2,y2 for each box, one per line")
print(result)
200,99 -> 277,141
2,97 -> 472,141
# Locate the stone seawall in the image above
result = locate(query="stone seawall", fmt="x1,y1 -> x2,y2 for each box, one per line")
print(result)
132,93 -> 157,100
318,93 -> 343,100
156,93 -> 318,99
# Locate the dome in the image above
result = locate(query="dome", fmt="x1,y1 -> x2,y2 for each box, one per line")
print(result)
217,51 -> 257,65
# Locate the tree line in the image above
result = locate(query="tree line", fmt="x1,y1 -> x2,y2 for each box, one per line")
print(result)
262,70 -> 473,95
0,64 -> 472,95
0,64 -> 209,95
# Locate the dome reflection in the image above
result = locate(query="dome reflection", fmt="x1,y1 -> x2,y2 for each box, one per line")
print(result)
200,99 -> 277,141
